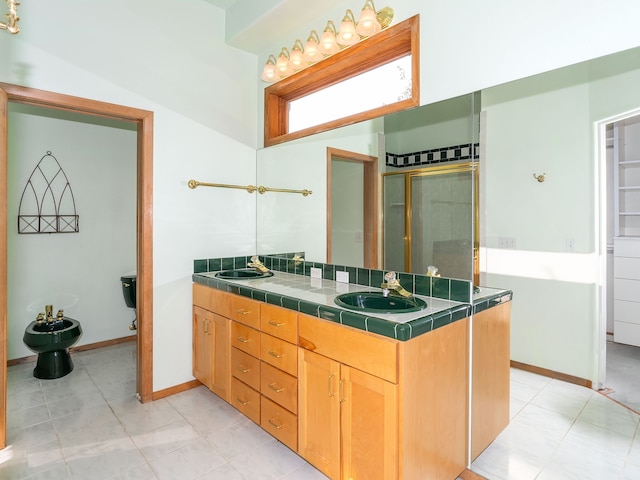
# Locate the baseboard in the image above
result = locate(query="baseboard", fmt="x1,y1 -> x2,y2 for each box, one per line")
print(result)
511,360 -> 592,389
152,380 -> 202,401
7,335 -> 136,367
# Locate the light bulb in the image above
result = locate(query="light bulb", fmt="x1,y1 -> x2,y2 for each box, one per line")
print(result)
260,55 -> 277,82
356,0 -> 382,37
337,9 -> 359,46
303,30 -> 322,64
318,20 -> 339,56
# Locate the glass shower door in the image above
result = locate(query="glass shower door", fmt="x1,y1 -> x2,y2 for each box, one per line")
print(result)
383,163 -> 477,281
410,168 -> 474,280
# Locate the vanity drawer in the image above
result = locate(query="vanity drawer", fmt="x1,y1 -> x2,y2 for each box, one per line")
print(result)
231,347 -> 260,390
261,396 -> 297,451
231,322 -> 260,357
261,333 -> 297,376
261,304 -> 298,343
298,313 -> 398,383
230,296 -> 261,329
230,377 -> 260,424
260,362 -> 297,414
193,283 -> 230,317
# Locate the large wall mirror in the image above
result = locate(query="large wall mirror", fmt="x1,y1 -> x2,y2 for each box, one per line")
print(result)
256,91 -> 480,282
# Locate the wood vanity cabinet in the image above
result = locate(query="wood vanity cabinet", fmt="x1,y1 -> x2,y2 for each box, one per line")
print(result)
193,283 -> 479,480
192,284 -> 231,401
298,312 -> 468,480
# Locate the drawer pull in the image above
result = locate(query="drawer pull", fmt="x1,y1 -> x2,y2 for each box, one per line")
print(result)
268,382 -> 285,393
268,320 -> 285,327
268,418 -> 284,430
268,350 -> 283,359
236,396 -> 249,406
237,336 -> 250,343
235,365 -> 250,373
237,309 -> 251,315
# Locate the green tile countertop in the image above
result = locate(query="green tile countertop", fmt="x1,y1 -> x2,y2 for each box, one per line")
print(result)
192,271 -> 511,341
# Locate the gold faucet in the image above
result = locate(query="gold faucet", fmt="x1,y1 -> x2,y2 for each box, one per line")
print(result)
247,255 -> 270,273
380,271 -> 412,298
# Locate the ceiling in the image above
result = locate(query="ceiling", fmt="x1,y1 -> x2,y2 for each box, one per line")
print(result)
199,0 -> 348,54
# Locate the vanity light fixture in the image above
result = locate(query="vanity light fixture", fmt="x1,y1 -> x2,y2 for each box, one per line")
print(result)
276,47 -> 291,75
318,20 -> 340,56
260,1 -> 394,83
260,55 -> 278,82
356,0 -> 382,37
0,0 -> 19,34
336,9 -> 359,46
289,39 -> 305,71
303,30 -> 322,64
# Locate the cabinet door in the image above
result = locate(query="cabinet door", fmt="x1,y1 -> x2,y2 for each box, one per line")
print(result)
193,306 -> 212,389
209,312 -> 231,402
341,366 -> 398,480
298,349 -> 341,480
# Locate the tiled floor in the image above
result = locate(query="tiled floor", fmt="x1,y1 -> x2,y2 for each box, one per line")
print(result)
2,342 -> 640,479
471,368 -> 640,480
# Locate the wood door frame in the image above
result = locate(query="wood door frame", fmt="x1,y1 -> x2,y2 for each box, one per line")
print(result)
0,83 -> 154,449
326,148 -> 378,269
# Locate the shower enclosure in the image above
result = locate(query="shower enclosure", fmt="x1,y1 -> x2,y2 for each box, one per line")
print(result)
383,162 -> 478,283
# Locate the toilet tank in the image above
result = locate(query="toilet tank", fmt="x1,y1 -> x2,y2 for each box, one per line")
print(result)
120,275 -> 136,309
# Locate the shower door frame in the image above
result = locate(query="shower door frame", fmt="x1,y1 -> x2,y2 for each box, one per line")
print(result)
382,162 -> 479,284
0,83 -> 154,449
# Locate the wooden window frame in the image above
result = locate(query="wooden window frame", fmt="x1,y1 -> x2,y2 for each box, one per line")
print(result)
264,15 -> 420,147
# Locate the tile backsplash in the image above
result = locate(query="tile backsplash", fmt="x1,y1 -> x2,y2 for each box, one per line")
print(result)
193,252 -> 472,303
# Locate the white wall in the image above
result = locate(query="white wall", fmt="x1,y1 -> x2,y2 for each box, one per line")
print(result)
1,0 -> 259,391
7,106 -> 137,360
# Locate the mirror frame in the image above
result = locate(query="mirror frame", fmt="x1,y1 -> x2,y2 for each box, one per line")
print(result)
264,15 -> 420,147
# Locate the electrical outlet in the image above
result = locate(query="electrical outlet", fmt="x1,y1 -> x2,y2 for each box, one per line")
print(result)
310,267 -> 322,279
498,237 -> 516,249
336,271 -> 350,283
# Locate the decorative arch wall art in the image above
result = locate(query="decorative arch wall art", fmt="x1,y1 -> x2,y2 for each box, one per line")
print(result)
18,151 -> 79,234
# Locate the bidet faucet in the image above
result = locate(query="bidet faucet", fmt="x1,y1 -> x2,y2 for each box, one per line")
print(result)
247,255 -> 270,273
380,271 -> 413,298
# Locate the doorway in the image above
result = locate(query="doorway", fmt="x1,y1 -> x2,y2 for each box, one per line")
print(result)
0,83 -> 154,449
597,108 -> 640,412
326,148 -> 378,269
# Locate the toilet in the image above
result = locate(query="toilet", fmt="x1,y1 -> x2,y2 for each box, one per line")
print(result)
23,314 -> 82,379
120,274 -> 137,330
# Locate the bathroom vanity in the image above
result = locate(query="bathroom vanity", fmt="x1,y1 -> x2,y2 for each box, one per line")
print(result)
192,258 -> 511,480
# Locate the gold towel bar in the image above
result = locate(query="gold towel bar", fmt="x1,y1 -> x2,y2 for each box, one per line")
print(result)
188,179 -> 257,193
188,179 -> 312,196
